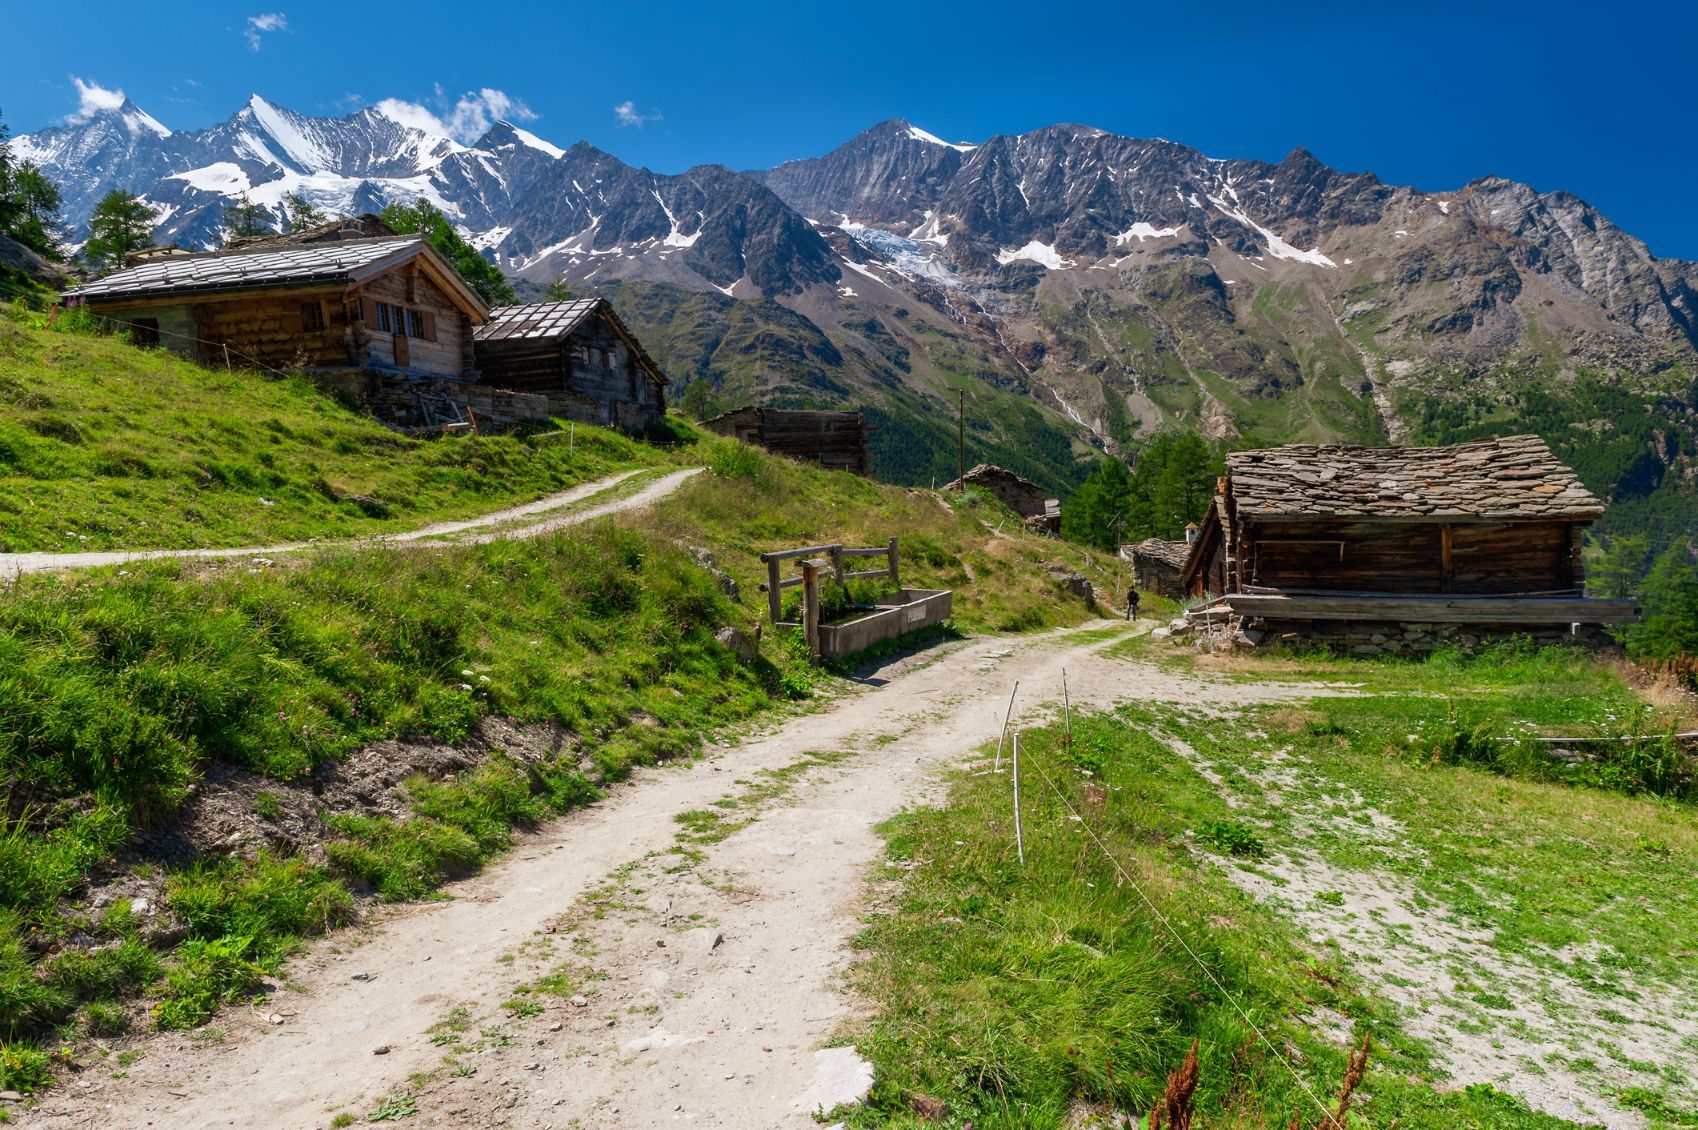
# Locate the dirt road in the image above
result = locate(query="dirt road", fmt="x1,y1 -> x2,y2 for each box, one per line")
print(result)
19,623 -> 1326,1130
0,468 -> 699,580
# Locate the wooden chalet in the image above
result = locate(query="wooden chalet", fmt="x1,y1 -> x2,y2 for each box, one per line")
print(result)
63,227 -> 487,379
702,407 -> 871,476
1120,537 -> 1190,598
472,297 -> 668,436
1179,435 -> 1639,650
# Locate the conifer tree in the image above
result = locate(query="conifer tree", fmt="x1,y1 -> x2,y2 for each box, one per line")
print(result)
0,109 -> 65,259
380,199 -> 516,307
83,190 -> 155,271
282,192 -> 327,231
1629,540 -> 1698,659
221,193 -> 275,242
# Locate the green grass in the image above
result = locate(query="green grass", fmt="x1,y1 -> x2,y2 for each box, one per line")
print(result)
843,712 -> 1587,1128
0,428 -> 1124,1095
0,301 -> 662,551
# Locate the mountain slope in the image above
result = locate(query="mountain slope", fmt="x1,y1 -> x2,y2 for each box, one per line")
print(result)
18,101 -> 1698,531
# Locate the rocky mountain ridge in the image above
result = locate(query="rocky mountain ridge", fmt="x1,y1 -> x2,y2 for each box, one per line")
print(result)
17,100 -> 1698,531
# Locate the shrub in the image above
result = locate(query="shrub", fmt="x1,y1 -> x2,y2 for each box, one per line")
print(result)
1197,819 -> 1267,859
154,935 -> 264,1030
0,1040 -> 54,1093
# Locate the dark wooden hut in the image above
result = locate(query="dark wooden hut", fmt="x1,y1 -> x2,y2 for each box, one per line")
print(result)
702,407 -> 870,476
472,298 -> 667,435
1178,435 -> 1639,650
63,232 -> 486,379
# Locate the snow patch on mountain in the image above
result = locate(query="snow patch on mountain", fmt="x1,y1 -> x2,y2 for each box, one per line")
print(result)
169,163 -> 253,193
509,125 -> 565,159
245,95 -> 332,171
996,240 -> 1074,270
839,218 -> 961,287
905,125 -> 976,152
1115,221 -> 1180,244
652,189 -> 702,248
1207,195 -> 1336,267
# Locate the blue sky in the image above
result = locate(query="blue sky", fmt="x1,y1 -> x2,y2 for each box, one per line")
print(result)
9,0 -> 1697,259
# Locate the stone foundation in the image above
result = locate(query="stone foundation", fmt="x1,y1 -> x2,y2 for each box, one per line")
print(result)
1172,616 -> 1618,654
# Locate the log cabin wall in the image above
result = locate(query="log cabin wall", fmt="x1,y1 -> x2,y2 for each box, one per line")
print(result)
352,267 -> 471,378
1244,518 -> 1581,594
190,286 -> 354,370
702,408 -> 870,475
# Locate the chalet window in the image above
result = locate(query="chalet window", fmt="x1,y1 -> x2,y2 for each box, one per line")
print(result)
374,302 -> 392,333
300,301 -> 326,332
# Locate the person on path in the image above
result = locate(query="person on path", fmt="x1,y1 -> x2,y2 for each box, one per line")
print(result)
1125,587 -> 1140,621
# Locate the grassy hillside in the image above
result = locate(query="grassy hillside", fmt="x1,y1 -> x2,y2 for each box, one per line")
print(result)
0,301 -> 663,553
846,642 -> 1698,1129
0,428 -> 1120,1098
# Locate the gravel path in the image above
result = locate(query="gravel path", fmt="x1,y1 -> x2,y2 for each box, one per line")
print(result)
0,468 -> 699,580
17,624 -> 1325,1129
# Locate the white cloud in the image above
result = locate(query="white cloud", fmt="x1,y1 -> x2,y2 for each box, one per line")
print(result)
613,100 -> 661,128
374,87 -> 537,144
244,12 -> 288,51
69,76 -> 127,121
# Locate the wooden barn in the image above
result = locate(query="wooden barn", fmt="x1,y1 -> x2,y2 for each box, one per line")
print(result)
472,298 -> 668,436
1178,435 -> 1639,651
702,407 -> 871,476
63,231 -> 486,379
1120,537 -> 1191,598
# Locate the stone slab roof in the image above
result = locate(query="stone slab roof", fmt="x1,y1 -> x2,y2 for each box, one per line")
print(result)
1121,538 -> 1191,568
66,235 -> 427,301
1226,434 -> 1603,521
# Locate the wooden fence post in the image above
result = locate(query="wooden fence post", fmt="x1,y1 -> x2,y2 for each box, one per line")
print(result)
765,556 -> 784,625
829,544 -> 847,598
886,537 -> 900,593
801,559 -> 824,662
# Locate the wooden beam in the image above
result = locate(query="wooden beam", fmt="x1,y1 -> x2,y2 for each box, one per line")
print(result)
1440,524 -> 1453,594
1220,593 -> 1641,624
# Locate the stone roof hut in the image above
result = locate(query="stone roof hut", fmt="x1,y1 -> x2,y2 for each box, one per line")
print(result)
1179,435 -> 1637,648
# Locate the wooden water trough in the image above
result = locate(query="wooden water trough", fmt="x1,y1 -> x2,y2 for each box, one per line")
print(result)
759,538 -> 952,661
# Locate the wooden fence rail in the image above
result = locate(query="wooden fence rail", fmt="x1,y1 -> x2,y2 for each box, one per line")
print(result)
759,538 -> 901,658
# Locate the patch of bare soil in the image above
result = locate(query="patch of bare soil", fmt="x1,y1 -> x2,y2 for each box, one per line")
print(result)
1158,730 -> 1698,1129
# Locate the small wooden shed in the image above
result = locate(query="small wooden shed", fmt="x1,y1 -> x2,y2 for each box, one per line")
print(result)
472,298 -> 668,435
1179,435 -> 1638,648
702,407 -> 871,476
63,233 -> 486,379
1120,537 -> 1190,598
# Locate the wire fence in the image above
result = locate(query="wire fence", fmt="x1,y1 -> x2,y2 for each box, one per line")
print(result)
995,679 -> 1340,1126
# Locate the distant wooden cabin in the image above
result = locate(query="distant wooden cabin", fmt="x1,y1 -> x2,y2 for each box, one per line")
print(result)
1120,537 -> 1190,598
703,407 -> 870,476
472,298 -> 668,436
63,227 -> 486,379
945,464 -> 1060,532
1179,435 -> 1638,648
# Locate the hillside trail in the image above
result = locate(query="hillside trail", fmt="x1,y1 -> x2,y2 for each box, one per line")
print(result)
17,621 -> 1330,1130
0,467 -> 699,580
